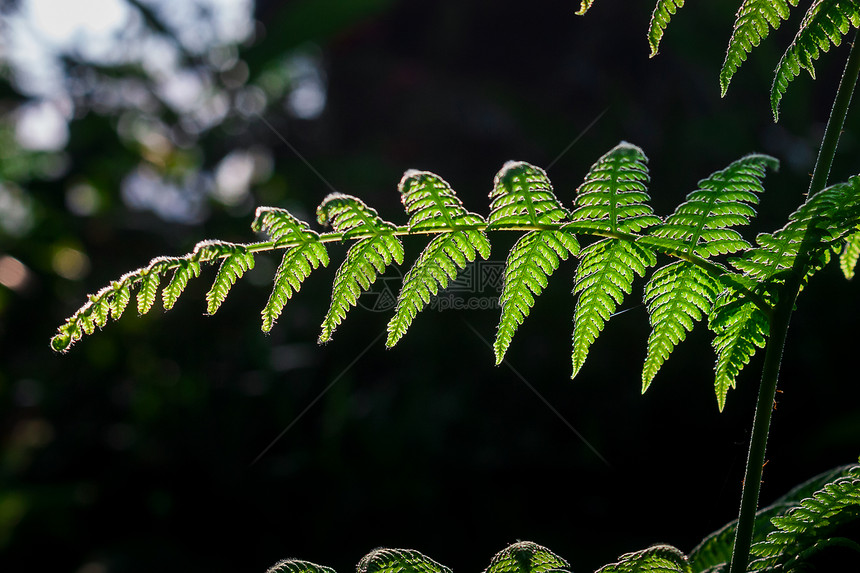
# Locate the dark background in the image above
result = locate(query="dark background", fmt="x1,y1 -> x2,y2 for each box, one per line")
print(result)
1,1 -> 859,572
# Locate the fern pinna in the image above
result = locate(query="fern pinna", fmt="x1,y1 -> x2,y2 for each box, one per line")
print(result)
578,0 -> 860,120
52,140 -> 860,409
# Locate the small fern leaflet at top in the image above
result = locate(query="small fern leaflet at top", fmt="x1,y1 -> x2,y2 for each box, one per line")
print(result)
385,170 -> 490,347
316,193 -> 403,342
639,154 -> 777,401
567,141 -> 661,378
489,161 -> 579,363
772,0 -> 860,120
720,0 -> 801,95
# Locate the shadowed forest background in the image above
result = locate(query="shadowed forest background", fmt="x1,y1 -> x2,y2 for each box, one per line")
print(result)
1,1 -> 860,572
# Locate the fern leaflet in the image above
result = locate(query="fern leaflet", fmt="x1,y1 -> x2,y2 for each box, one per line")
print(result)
357,548 -> 451,573
162,258 -> 201,310
689,463 -> 858,572
720,0 -> 801,96
772,0 -> 860,120
317,194 -> 403,342
205,243 -> 256,315
386,171 -> 490,347
841,228 -> 860,278
484,541 -> 570,573
709,284 -> 770,410
595,544 -> 691,573
648,0 -> 686,57
137,266 -> 162,315
251,207 -> 329,332
576,0 -> 597,16
568,142 -> 659,378
490,161 -> 578,362
640,154 -> 777,392
749,463 -> 860,570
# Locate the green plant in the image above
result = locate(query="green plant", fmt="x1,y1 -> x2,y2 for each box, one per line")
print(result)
50,1 -> 860,572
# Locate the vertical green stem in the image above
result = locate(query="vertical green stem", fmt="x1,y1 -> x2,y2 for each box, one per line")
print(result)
729,31 -> 860,573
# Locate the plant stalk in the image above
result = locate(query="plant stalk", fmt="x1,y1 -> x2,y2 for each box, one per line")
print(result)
729,30 -> 860,573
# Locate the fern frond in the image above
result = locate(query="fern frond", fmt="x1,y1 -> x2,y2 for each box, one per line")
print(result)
262,240 -> 329,333
596,544 -> 691,573
495,230 -> 579,363
399,170 -> 485,231
357,548 -> 451,573
386,230 -> 490,347
572,239 -> 657,378
484,541 -> 570,573
137,266 -> 162,315
488,161 -> 570,227
841,228 -> 860,278
320,235 -> 403,342
567,141 -> 661,234
386,169 -> 489,346
749,463 -> 860,570
720,0 -> 801,95
317,192 -> 398,237
731,175 -> 860,284
252,206 -> 316,243
642,262 -> 724,391
317,193 -> 403,342
690,464 -> 858,572
644,154 -> 777,258
772,0 -> 860,120
709,286 -> 770,410
569,142 -> 658,378
162,258 -> 201,310
648,0 -> 686,57
268,560 -> 337,573
205,243 -> 255,315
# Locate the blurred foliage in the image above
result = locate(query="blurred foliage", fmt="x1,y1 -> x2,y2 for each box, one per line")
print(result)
1,1 -> 859,572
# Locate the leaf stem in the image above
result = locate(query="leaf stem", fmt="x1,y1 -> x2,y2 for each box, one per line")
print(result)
729,30 -> 860,573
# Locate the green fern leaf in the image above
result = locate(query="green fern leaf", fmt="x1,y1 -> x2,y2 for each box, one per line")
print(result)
399,169 -> 485,231
252,206 -> 316,243
720,0 -> 801,96
386,230 -> 490,347
772,0 -> 860,120
204,243 -> 255,315
262,240 -> 328,333
576,0 -> 597,15
317,192 -> 398,237
840,228 -> 860,279
357,548 -> 451,573
569,142 -> 659,378
731,175 -> 860,284
644,153 -> 777,258
162,258 -> 201,310
572,239 -> 657,378
567,141 -> 661,234
484,541 -> 570,573
689,464 -> 856,572
596,544 -> 691,573
137,267 -> 162,315
495,230 -> 579,363
317,193 -> 403,342
387,169 -> 490,347
648,0 -> 686,56
268,560 -> 337,573
749,463 -> 860,570
709,286 -> 770,410
109,280 -> 131,319
642,262 -> 724,391
488,161 -> 577,361
488,161 -> 570,227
